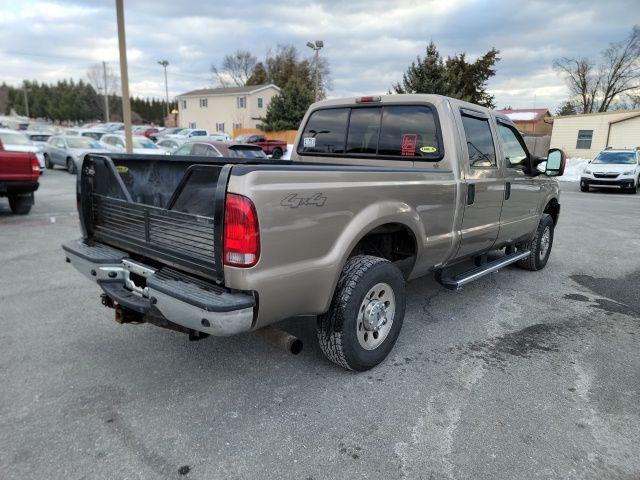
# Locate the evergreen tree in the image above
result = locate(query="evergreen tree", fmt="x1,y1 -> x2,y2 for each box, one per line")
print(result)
555,100 -> 577,116
392,41 -> 500,108
258,80 -> 314,131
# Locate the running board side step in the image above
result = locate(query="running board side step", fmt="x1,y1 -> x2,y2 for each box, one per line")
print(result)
438,251 -> 531,291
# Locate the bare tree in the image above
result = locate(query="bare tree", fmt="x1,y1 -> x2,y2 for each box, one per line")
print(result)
554,26 -> 640,113
86,63 -> 119,95
211,50 -> 257,87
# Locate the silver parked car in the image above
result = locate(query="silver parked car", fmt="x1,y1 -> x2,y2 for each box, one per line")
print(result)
43,135 -> 109,174
99,134 -> 168,155
155,138 -> 183,153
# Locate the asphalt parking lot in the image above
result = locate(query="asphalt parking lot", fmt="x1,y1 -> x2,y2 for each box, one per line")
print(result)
1,169 -> 639,480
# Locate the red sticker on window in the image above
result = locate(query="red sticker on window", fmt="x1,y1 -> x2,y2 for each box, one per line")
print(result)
401,133 -> 417,156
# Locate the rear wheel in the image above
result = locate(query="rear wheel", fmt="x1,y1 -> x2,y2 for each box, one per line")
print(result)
271,147 -> 283,159
66,157 -> 77,174
316,255 -> 406,371
8,193 -> 33,215
516,214 -> 554,271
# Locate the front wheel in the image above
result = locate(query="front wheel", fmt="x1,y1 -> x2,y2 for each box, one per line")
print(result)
516,214 -> 554,271
580,184 -> 589,192
44,154 -> 53,169
316,255 -> 406,371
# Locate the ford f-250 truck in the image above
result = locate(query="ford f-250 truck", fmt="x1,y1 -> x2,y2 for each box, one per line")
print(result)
0,137 -> 40,214
62,94 -> 565,371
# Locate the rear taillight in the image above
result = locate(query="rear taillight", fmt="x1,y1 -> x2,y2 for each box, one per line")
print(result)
223,193 -> 260,267
30,154 -> 40,175
356,95 -> 381,103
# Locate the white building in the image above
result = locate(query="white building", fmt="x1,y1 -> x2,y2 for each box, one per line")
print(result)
176,84 -> 280,135
550,109 -> 640,158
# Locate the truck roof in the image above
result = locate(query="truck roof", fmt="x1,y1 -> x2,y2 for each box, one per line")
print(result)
307,94 -> 516,127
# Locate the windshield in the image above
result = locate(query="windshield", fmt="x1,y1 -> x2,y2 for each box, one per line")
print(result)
67,137 -> 100,149
132,137 -> 158,149
0,132 -> 31,146
592,151 -> 636,164
229,147 -> 267,158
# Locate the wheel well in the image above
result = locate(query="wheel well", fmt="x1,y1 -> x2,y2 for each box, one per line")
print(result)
349,223 -> 417,277
544,198 -> 560,225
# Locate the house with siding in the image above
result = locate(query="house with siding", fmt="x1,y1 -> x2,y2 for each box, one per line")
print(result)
495,108 -> 553,135
176,84 -> 280,135
550,109 -> 640,159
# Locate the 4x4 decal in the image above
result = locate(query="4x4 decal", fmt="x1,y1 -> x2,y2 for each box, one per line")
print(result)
280,192 -> 327,208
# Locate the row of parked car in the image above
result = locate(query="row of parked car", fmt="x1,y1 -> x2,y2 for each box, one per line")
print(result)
0,121 -> 290,176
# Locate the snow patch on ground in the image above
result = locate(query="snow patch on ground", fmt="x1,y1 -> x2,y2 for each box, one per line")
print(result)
559,157 -> 590,182
281,144 -> 294,160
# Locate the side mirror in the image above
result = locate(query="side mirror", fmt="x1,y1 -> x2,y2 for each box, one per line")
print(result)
545,148 -> 566,177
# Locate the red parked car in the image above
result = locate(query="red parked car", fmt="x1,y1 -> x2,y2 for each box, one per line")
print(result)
235,134 -> 287,159
0,138 -> 40,214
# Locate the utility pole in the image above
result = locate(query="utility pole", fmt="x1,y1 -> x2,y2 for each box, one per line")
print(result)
22,88 -> 30,118
306,40 -> 324,101
158,60 -> 170,119
115,0 -> 132,153
102,61 -> 110,122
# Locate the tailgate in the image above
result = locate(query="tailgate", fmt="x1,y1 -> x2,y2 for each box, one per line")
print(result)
79,154 -> 230,282
0,150 -> 34,180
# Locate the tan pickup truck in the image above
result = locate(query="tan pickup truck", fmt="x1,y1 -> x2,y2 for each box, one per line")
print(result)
62,94 -> 565,371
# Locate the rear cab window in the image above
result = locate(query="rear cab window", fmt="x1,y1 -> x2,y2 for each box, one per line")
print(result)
298,103 -> 443,161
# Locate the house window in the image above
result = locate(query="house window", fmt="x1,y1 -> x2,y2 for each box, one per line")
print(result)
233,123 -> 242,130
189,122 -> 196,128
181,99 -> 187,109
576,130 -> 593,149
257,97 -> 263,108
237,96 -> 246,108
216,122 -> 225,132
200,98 -> 208,108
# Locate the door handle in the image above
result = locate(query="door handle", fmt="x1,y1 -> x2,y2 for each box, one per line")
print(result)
505,182 -> 511,200
467,184 -> 475,205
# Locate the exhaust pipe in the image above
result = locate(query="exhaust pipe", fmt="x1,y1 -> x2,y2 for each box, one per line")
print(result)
257,326 -> 303,355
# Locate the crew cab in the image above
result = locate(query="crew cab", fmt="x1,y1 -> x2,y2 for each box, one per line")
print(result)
62,94 -> 565,371
580,148 -> 640,193
0,137 -> 40,214
235,134 -> 287,159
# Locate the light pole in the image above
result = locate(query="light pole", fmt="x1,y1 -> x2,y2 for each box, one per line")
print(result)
115,0 -> 133,153
158,60 -> 170,120
102,61 -> 110,122
306,40 -> 323,101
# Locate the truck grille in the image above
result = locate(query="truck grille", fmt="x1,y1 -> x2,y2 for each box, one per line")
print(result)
91,194 -> 218,279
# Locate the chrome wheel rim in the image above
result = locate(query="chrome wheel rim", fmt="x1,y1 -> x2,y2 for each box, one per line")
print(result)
357,282 -> 395,350
539,227 -> 551,259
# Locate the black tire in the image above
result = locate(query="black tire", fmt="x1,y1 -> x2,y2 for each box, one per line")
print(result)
316,255 -> 406,371
8,194 -> 33,215
516,214 -> 554,271
580,184 -> 589,192
271,147 -> 283,159
66,157 -> 77,174
44,154 -> 53,169
629,180 -> 638,194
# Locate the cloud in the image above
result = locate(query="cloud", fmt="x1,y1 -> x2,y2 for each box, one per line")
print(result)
0,0 -> 637,111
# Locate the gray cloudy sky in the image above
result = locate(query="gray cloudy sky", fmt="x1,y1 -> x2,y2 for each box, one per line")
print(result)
0,0 -> 638,111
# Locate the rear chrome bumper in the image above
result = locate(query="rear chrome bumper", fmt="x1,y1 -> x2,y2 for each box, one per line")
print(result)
62,239 -> 255,336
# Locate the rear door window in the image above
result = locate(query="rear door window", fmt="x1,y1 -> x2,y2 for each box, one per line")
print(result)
299,108 -> 349,154
460,113 -> 496,168
175,144 -> 193,156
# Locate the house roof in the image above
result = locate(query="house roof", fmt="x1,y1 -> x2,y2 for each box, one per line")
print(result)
177,84 -> 279,98
495,108 -> 551,123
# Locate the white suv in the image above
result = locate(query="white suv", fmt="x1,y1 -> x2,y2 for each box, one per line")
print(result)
581,149 -> 640,194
